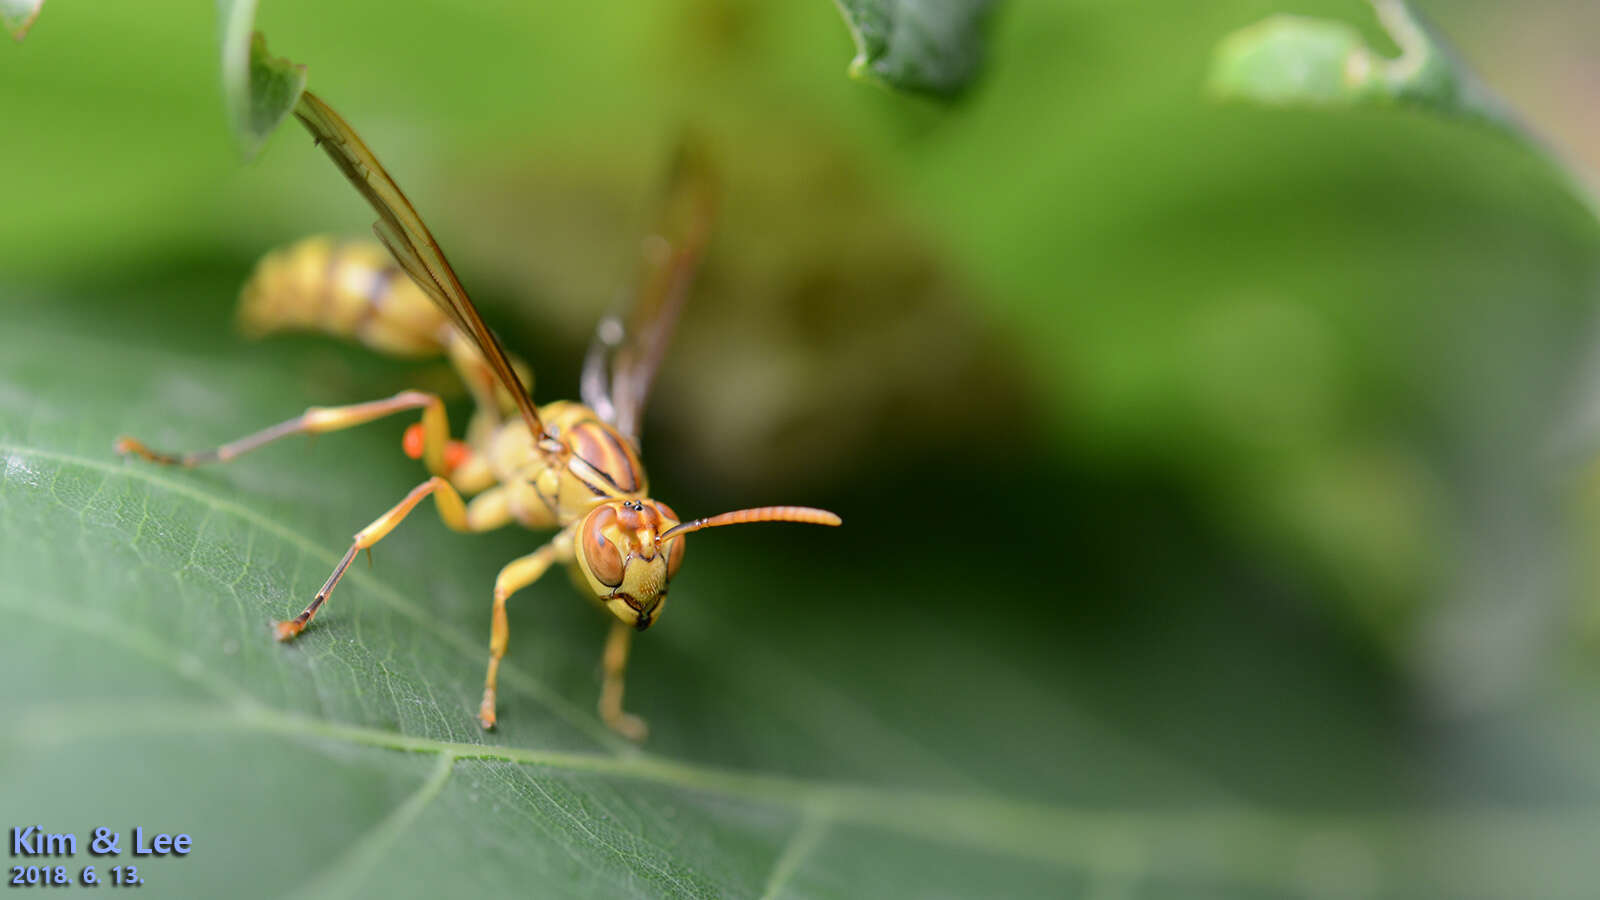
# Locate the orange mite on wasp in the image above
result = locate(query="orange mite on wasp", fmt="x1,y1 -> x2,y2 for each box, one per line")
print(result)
114,91 -> 840,741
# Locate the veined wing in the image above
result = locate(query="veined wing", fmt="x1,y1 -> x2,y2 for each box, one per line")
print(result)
293,91 -> 545,438
581,140 -> 717,442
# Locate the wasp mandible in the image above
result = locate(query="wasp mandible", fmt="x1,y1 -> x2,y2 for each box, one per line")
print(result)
116,91 -> 840,740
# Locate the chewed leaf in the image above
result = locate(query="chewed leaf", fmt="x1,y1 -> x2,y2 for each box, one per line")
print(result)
1,0 -> 43,41
1210,0 -> 1599,222
217,4 -> 306,158
1211,2 -> 1507,123
1211,16 -> 1377,106
832,0 -> 994,98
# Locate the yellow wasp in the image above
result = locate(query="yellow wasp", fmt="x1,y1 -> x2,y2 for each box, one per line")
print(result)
115,91 -> 840,740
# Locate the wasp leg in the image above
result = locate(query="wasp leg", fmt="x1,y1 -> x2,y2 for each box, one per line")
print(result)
116,389 -> 456,477
600,620 -> 648,741
273,478 -> 513,641
479,529 -> 574,730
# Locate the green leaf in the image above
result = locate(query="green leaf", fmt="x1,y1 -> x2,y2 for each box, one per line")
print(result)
1,0 -> 43,41
217,4 -> 306,158
1210,0 -> 1599,222
6,280 -> 1591,898
0,291 -> 1117,897
831,0 -> 993,97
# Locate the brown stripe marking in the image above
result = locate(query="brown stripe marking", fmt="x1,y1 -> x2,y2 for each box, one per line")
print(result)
567,421 -> 642,493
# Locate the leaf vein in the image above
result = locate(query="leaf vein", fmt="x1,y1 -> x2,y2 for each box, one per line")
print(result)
287,752 -> 457,900
757,803 -> 832,900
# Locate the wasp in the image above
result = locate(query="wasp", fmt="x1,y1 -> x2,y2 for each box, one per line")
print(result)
115,91 -> 840,740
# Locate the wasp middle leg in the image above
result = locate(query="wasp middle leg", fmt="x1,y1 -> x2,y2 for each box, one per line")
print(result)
274,477 -> 514,641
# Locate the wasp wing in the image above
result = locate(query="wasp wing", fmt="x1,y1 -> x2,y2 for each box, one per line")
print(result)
293,91 -> 545,437
582,141 -> 717,442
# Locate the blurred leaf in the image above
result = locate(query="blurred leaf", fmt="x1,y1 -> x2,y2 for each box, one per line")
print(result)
1,0 -> 42,41
9,3 -> 1600,891
831,0 -> 993,97
1210,0 -> 1599,221
217,5 -> 305,158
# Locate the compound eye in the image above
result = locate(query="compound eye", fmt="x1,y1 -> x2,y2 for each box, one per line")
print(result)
665,535 -> 685,579
582,507 -> 624,587
654,502 -> 686,578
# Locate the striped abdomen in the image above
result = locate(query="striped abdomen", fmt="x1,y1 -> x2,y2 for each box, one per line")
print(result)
237,236 -> 451,358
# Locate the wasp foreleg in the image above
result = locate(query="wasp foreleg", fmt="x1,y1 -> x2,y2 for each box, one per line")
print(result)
116,390 -> 456,477
273,477 -> 513,641
600,620 -> 648,741
479,528 -> 574,731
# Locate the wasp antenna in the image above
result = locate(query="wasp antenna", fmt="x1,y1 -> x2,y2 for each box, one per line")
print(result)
658,506 -> 841,543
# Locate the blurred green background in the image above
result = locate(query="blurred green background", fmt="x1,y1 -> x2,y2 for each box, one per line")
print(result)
5,0 -> 1600,896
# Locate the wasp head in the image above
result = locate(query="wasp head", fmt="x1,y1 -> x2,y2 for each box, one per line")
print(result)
573,499 -> 685,631
573,500 -> 841,631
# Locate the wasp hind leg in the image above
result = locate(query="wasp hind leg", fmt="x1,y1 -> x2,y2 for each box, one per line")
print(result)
274,478 -> 513,641
116,389 -> 457,478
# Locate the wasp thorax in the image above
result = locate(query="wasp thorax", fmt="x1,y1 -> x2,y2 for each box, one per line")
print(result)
574,499 -> 686,631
